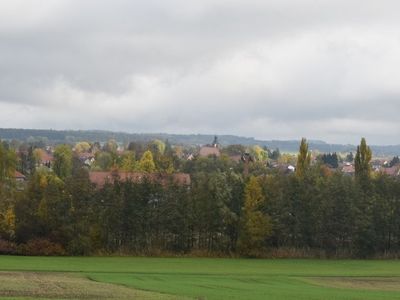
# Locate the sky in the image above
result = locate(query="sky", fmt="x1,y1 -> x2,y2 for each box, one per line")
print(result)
0,0 -> 400,145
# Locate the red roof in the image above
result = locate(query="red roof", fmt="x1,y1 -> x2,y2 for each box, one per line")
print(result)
14,171 -> 26,179
229,155 -> 242,163
37,149 -> 54,162
89,171 -> 191,188
199,146 -> 220,157
381,165 -> 400,176
342,164 -> 355,174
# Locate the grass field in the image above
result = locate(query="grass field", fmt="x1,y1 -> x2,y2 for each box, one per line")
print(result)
0,257 -> 400,300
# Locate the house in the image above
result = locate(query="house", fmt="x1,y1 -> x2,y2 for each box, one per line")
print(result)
186,153 -> 195,161
229,155 -> 242,163
342,163 -> 355,175
269,162 -> 295,174
380,165 -> 400,177
371,159 -> 387,172
13,171 -> 27,190
199,146 -> 220,158
274,164 -> 295,174
36,149 -> 54,168
77,152 -> 95,166
89,171 -> 191,188
198,136 -> 221,158
14,171 -> 26,182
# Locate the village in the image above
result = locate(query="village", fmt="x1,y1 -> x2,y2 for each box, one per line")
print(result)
10,136 -> 400,187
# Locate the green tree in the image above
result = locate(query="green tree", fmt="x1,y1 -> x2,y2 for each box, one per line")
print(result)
139,150 -> 156,173
354,138 -> 372,180
120,151 -> 137,172
389,156 -> 400,167
127,142 -> 144,158
14,168 -> 57,243
26,146 -> 37,175
0,141 -> 16,183
164,139 -> 173,157
75,141 -> 91,153
296,138 -> 311,177
95,152 -> 113,171
316,173 -> 355,253
0,142 -> 17,240
251,145 -> 268,161
191,171 -> 235,251
223,144 -> 246,156
346,151 -> 354,163
53,145 -> 73,180
352,138 -> 374,257
148,140 -> 166,156
103,139 -> 118,153
225,172 -> 244,251
269,148 -> 281,160
65,168 -> 95,254
320,153 -> 339,168
157,155 -> 175,174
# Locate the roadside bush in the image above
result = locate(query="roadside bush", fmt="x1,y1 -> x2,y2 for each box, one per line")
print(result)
67,235 -> 92,256
267,247 -> 327,259
19,239 -> 66,256
0,239 -> 18,255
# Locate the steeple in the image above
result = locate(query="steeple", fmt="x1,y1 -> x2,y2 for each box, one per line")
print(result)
212,135 -> 218,148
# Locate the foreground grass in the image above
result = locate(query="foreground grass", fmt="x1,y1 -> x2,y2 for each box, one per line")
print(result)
0,257 -> 400,299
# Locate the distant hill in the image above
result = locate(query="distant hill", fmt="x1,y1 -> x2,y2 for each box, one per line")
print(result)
0,128 -> 399,157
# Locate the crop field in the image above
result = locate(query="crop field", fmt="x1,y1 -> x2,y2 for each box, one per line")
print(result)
0,257 -> 399,300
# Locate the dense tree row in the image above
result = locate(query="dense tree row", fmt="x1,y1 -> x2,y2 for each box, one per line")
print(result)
0,138 -> 400,258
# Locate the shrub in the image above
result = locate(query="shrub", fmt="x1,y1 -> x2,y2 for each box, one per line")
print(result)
19,238 -> 66,256
0,239 -> 18,255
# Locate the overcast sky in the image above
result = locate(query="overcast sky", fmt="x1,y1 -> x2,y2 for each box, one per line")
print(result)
0,0 -> 400,144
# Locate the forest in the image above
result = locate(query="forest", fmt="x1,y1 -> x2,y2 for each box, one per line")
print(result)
0,137 -> 399,258
2,128 -> 400,156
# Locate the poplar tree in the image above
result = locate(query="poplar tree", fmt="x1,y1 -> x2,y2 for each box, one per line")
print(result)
53,145 -> 73,180
296,138 -> 311,177
0,141 -> 16,184
353,138 -> 374,257
354,138 -> 372,180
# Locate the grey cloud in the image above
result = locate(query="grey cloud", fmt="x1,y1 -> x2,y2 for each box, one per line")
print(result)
1,0 -> 400,144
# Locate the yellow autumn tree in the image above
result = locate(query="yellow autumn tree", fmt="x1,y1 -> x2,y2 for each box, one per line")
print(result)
139,150 -> 156,173
75,141 -> 91,153
237,176 -> 271,256
120,151 -> 137,172
251,145 -> 268,161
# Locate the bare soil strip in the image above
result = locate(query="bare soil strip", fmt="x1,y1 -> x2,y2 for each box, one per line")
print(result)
304,277 -> 400,291
0,272 -> 183,300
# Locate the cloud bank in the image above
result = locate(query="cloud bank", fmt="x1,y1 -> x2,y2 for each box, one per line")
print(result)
1,0 -> 400,144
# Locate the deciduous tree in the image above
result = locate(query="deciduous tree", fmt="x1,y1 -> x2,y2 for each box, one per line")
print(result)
354,138 -> 372,180
238,176 -> 271,255
139,150 -> 156,173
296,138 -> 311,177
53,145 -> 73,180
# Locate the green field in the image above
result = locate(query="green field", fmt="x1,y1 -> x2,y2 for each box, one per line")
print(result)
0,257 -> 400,300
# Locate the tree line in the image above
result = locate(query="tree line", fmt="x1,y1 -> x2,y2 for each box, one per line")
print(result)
0,138 -> 400,258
